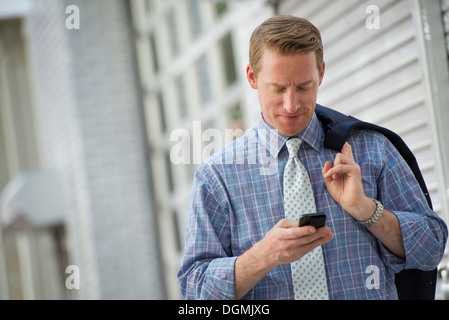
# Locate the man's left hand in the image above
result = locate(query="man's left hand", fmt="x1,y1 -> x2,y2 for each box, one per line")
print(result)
322,142 -> 375,221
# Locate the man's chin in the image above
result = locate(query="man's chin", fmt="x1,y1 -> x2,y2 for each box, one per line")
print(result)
275,114 -> 313,136
275,121 -> 306,137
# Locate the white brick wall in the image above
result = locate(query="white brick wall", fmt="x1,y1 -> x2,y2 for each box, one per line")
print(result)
24,0 -> 164,299
24,0 -> 100,299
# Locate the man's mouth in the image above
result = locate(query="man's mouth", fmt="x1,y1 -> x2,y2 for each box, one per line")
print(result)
279,114 -> 302,120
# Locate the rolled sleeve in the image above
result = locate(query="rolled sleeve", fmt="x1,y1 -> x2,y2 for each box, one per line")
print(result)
396,210 -> 447,271
375,209 -> 448,274
376,135 -> 448,273
190,257 -> 237,300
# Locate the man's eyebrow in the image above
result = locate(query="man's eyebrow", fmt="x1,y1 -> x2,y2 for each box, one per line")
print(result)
266,80 -> 314,87
296,80 -> 313,87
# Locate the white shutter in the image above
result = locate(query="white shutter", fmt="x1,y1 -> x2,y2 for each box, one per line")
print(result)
279,0 -> 447,218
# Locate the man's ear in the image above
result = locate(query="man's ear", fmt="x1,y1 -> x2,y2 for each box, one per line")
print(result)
319,61 -> 325,86
246,64 -> 258,89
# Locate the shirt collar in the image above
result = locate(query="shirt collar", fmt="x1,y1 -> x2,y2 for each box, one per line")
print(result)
257,111 -> 323,158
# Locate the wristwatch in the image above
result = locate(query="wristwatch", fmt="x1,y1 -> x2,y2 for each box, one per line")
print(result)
356,198 -> 383,228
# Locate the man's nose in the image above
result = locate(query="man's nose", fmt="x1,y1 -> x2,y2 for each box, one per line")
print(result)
283,90 -> 300,113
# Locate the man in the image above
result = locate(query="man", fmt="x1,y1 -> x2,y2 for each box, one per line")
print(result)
177,15 -> 447,300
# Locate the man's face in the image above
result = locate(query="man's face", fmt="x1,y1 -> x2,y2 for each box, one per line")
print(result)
246,47 -> 324,136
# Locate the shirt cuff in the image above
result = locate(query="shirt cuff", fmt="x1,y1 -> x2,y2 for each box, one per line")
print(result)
199,256 -> 238,300
390,210 -> 444,271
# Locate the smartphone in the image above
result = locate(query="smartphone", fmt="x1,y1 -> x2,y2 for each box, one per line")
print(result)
299,212 -> 326,229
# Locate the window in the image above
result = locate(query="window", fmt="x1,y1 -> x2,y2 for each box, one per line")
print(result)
188,0 -> 203,39
196,54 -> 212,107
176,74 -> 188,119
221,32 -> 237,86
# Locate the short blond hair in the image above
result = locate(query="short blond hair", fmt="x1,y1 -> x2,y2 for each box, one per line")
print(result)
249,15 -> 323,75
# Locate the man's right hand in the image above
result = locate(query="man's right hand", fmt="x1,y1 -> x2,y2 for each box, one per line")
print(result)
234,219 -> 333,299
259,219 -> 334,267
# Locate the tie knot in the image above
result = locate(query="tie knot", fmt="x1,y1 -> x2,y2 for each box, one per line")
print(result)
286,138 -> 302,158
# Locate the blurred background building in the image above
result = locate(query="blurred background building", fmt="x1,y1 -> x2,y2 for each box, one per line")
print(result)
0,0 -> 448,299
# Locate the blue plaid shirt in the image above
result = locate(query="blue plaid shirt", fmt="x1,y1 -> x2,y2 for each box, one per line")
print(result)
178,111 -> 447,300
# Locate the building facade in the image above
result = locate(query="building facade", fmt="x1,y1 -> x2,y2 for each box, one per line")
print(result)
0,0 -> 163,299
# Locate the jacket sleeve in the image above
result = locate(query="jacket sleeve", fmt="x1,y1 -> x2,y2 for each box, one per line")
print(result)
376,135 -> 448,272
177,163 -> 236,300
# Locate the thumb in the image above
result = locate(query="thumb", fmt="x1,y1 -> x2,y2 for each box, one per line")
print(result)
322,161 -> 334,182
322,161 -> 333,175
277,219 -> 299,228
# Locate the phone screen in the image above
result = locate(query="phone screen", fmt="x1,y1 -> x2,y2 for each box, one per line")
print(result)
299,213 -> 326,229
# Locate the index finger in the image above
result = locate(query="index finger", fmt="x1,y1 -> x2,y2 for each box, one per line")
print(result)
341,142 -> 355,162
